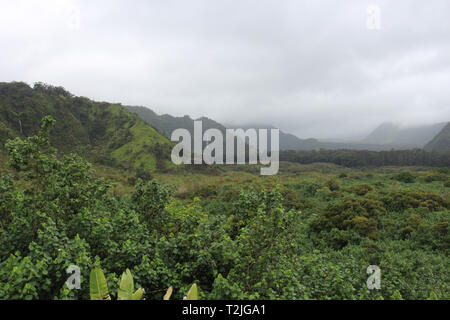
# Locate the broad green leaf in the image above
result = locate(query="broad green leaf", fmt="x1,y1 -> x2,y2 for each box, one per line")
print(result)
118,269 -> 134,300
131,288 -> 145,300
185,284 -> 198,300
90,268 -> 110,300
163,287 -> 173,300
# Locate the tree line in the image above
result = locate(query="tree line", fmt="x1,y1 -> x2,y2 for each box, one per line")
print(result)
280,149 -> 450,167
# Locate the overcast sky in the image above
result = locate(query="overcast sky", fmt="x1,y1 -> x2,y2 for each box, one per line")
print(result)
1,0 -> 449,139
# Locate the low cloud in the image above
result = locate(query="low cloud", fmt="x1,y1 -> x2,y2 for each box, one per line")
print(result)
1,0 -> 449,139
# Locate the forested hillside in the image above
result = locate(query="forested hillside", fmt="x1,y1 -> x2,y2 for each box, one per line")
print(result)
0,82 -> 174,172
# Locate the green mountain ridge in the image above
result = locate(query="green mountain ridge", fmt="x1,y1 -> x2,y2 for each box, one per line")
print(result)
124,105 -> 227,138
125,105 -> 253,159
126,105 -> 444,152
0,82 -> 174,172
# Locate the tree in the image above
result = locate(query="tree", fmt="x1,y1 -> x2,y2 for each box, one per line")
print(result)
5,116 -> 57,237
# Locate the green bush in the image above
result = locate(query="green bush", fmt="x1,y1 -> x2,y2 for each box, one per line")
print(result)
393,171 -> 415,183
325,178 -> 340,191
348,184 -> 373,196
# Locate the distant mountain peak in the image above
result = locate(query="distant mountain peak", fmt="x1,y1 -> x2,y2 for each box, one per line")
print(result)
424,122 -> 450,152
362,121 -> 447,147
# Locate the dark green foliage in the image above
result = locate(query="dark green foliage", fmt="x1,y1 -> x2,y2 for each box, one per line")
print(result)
381,190 -> 448,212
280,148 -> 450,167
325,178 -> 340,191
424,171 -> 448,182
311,197 -> 384,247
393,171 -> 415,183
348,184 -> 373,196
131,179 -> 172,230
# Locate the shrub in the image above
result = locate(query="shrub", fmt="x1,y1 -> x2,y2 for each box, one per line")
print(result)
325,178 -> 340,191
348,184 -> 373,196
381,191 -> 448,212
310,197 -> 385,246
393,171 -> 415,183
424,172 -> 447,183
